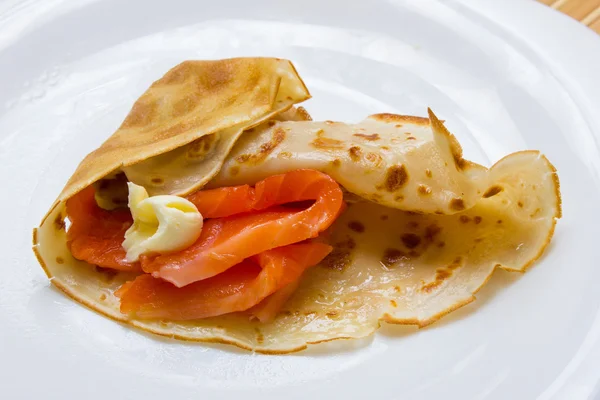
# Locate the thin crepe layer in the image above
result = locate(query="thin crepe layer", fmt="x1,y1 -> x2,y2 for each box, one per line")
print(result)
31,56 -> 560,354
209,110 -> 489,215
34,143 -> 560,353
48,57 -> 310,213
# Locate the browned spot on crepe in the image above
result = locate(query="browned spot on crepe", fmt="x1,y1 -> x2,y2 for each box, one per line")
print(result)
483,185 -> 503,198
54,215 -> 65,231
348,146 -> 362,162
420,257 -> 463,293
379,165 -> 408,192
353,133 -> 380,141
381,248 -> 406,268
450,198 -> 465,211
347,221 -> 365,233
329,159 -> 342,168
418,185 -> 432,196
311,137 -> 345,150
366,152 -> 383,167
369,113 -> 430,125
236,127 -> 285,164
401,233 -> 421,249
321,237 -> 356,272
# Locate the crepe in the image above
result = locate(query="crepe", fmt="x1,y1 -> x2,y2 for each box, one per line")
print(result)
33,59 -> 560,353
123,94 -> 313,197
209,110 -> 492,215
53,57 -> 310,207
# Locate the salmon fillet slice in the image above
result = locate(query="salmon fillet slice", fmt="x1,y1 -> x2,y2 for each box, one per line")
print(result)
116,242 -> 332,320
144,170 -> 344,287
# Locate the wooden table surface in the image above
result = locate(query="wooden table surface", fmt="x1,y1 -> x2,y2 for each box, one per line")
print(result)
538,0 -> 600,33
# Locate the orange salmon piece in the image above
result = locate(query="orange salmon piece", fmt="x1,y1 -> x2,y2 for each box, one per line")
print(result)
65,186 -> 139,272
116,242 -> 332,320
186,185 -> 255,218
248,279 -> 302,323
143,170 -> 344,287
187,169 -> 343,218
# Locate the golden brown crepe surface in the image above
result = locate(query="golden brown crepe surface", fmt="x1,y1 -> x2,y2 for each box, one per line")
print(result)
32,57 -> 560,354
53,57 -> 310,210
33,109 -> 560,353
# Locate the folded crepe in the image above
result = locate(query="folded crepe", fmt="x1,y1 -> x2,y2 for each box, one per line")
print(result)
33,58 -> 561,353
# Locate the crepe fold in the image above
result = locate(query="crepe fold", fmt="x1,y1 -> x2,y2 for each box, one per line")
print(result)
33,58 -> 560,353
55,57 -> 310,205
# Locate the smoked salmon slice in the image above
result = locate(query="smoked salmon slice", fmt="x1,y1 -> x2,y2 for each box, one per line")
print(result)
144,170 -> 344,287
116,242 -> 332,320
66,170 -> 343,320
248,279 -> 302,323
66,186 -> 139,272
66,170 -> 343,299
186,185 -> 255,218
187,169 -> 343,218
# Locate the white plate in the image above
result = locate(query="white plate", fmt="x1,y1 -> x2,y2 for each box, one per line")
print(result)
1,0 -> 600,398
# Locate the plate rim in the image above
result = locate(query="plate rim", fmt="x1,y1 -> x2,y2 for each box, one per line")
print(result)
459,0 -> 600,397
2,0 -> 600,398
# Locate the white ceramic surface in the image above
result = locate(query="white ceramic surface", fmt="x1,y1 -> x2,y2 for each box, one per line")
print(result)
1,0 -> 600,398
